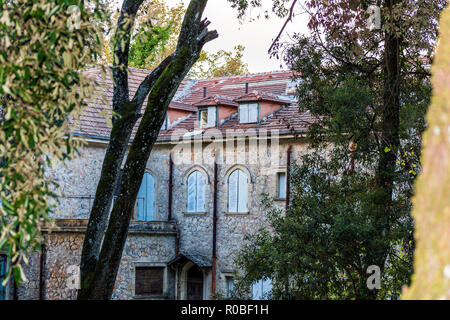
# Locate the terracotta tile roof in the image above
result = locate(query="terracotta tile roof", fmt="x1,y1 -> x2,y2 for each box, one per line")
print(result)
193,95 -> 238,107
73,68 -> 313,141
233,91 -> 291,104
157,106 -> 316,141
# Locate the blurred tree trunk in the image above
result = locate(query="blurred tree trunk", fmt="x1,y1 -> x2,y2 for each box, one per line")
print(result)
402,4 -> 450,300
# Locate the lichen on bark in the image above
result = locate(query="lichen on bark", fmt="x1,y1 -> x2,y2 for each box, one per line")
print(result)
402,3 -> 450,300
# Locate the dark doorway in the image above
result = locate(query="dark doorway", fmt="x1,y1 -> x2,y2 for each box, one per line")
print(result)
186,265 -> 203,300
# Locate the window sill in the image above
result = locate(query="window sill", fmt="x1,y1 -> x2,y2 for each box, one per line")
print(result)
274,197 -> 286,202
132,294 -> 168,300
184,211 -> 207,216
225,211 -> 250,216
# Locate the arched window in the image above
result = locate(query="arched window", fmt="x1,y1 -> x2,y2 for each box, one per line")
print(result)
228,169 -> 248,213
187,170 -> 206,212
137,172 -> 155,221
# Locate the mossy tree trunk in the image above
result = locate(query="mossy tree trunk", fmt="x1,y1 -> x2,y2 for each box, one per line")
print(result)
402,3 -> 450,300
78,0 -> 217,300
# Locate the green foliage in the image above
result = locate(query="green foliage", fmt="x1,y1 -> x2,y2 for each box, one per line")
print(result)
234,0 -> 445,299
123,0 -> 186,70
129,23 -> 171,68
187,45 -> 249,79
0,0 -> 107,284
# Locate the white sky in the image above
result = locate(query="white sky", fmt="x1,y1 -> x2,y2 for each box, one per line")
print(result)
198,0 -> 310,73
113,0 -> 311,73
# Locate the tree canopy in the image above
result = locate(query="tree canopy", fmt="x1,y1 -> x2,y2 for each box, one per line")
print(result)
233,0 -> 445,299
0,0 -> 107,284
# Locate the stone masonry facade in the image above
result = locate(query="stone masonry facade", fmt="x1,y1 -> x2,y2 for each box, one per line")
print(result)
4,70 -> 315,300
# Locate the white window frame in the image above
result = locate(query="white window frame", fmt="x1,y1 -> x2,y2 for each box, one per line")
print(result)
252,278 -> 273,300
277,171 -> 287,199
239,103 -> 259,124
199,107 -> 217,128
226,276 -> 234,298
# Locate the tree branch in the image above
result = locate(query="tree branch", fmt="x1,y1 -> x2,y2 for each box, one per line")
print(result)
268,0 -> 297,54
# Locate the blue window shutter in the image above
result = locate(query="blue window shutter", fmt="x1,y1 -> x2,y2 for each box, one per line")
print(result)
146,173 -> 155,220
0,255 -> 6,300
137,173 -> 155,221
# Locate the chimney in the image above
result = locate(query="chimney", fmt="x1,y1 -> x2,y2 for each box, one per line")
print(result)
245,83 -> 249,94
203,87 -> 207,98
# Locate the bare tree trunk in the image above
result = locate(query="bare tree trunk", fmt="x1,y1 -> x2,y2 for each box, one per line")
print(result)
78,0 -> 217,300
361,0 -> 402,300
402,4 -> 450,300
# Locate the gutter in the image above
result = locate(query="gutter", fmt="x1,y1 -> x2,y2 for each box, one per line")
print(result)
168,153 -> 173,221
211,159 -> 218,298
71,131 -> 307,146
38,244 -> 46,300
286,145 -> 292,210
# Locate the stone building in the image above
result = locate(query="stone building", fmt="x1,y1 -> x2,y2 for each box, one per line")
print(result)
0,69 -> 314,300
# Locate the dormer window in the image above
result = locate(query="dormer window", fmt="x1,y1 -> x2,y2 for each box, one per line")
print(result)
199,106 -> 217,128
239,103 -> 259,124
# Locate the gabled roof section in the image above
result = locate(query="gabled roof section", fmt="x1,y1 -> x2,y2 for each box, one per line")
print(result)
193,95 -> 238,107
169,101 -> 197,112
178,70 -> 294,105
233,91 -> 292,105
167,249 -> 212,268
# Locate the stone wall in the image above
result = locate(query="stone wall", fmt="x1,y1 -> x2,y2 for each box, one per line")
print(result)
18,220 -> 177,300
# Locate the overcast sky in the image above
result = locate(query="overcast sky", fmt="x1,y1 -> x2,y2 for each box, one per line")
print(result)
196,0 -> 310,73
113,0 -> 311,73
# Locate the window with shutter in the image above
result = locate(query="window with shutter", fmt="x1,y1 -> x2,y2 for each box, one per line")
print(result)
0,254 -> 7,300
187,170 -> 206,212
199,109 -> 208,128
137,172 -> 155,221
277,172 -> 286,198
248,103 -> 258,122
239,104 -> 248,123
226,276 -> 234,298
135,267 -> 164,296
239,103 -> 258,123
252,278 -> 272,300
207,106 -> 216,127
228,169 -> 248,213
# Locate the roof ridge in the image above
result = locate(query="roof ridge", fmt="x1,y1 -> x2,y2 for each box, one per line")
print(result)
194,70 -> 293,82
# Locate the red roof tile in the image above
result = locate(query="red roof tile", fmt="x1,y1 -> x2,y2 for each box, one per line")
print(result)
74,68 -> 313,141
